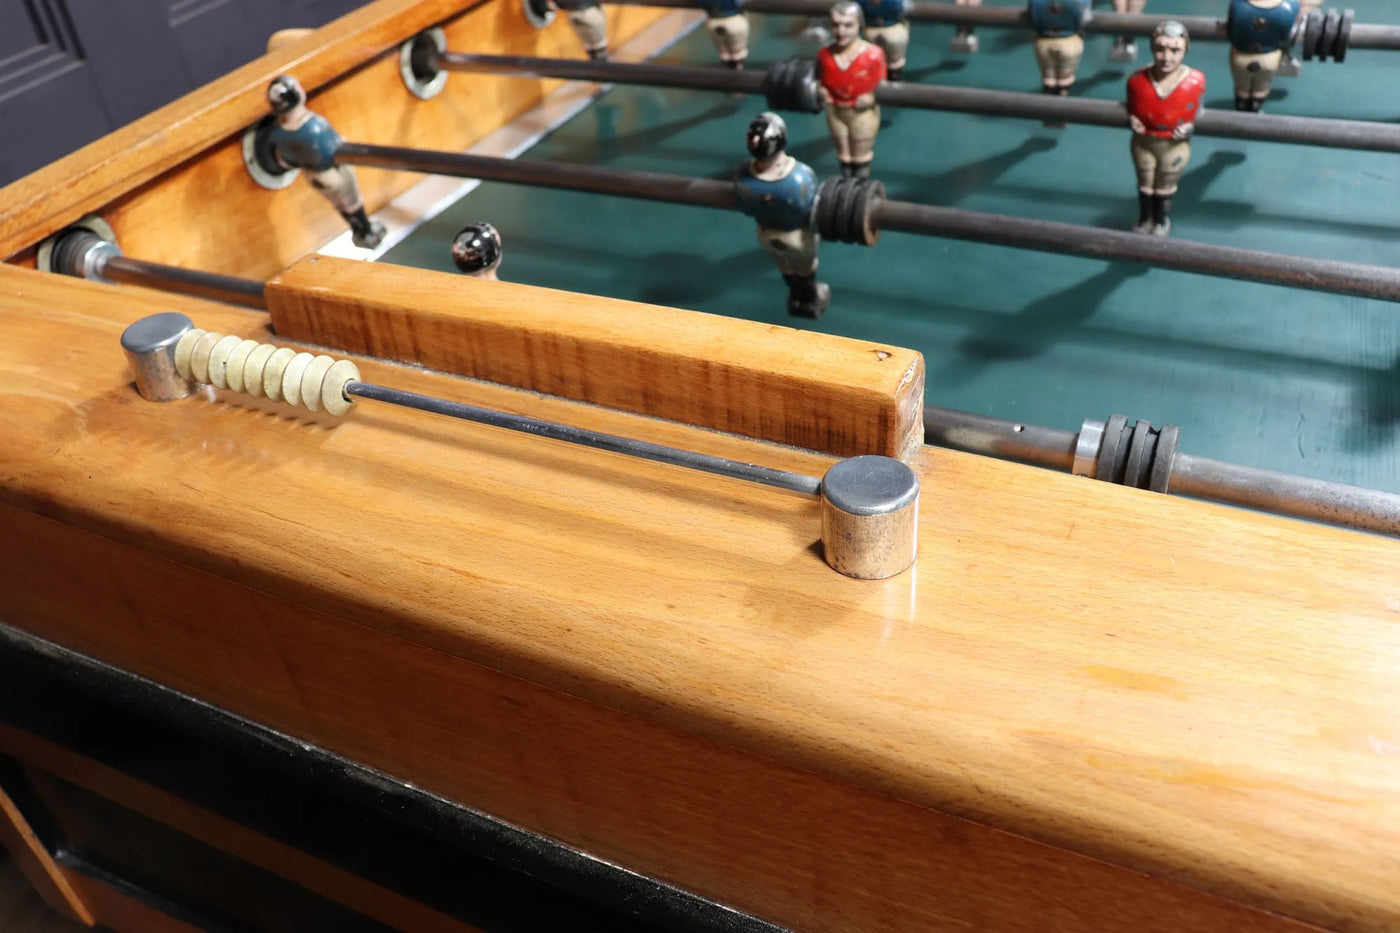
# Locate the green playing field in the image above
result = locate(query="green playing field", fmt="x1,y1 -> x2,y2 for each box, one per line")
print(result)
385,0 -> 1400,496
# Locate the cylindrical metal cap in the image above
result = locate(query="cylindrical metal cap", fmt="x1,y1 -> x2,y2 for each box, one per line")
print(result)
121,313 -> 195,401
820,455 -> 920,579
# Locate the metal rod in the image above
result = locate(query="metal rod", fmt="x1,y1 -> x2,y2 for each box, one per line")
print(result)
436,51 -> 765,94
336,142 -> 737,210
603,0 -> 1400,49
344,381 -> 824,496
873,200 -> 1400,303
1169,453 -> 1400,536
875,83 -> 1400,154
334,143 -> 1400,304
100,255 -> 267,309
440,52 -> 1400,154
921,405 -> 1400,536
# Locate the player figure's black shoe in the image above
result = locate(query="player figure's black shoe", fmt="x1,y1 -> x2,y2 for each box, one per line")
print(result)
343,208 -> 386,250
784,274 -> 831,318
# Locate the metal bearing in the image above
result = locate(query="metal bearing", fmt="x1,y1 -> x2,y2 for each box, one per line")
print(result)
400,28 -> 448,100
242,117 -> 298,190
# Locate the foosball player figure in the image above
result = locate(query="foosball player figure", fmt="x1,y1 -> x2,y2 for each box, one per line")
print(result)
701,0 -> 750,69
264,75 -> 385,249
555,0 -> 609,60
1226,0 -> 1299,111
735,113 -> 831,318
451,223 -> 504,281
1029,0 -> 1089,97
951,0 -> 980,53
1125,21 -> 1204,237
1108,0 -> 1147,62
818,1 -> 887,178
857,0 -> 909,81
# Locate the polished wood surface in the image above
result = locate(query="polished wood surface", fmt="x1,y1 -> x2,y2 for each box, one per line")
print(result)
0,0 -> 671,274
1,264 -> 1398,930
267,255 -> 925,457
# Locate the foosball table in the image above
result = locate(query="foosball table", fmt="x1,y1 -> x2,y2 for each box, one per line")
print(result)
1,0 -> 1398,930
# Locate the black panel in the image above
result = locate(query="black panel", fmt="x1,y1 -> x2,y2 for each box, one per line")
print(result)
26,769 -> 398,933
0,622 -> 789,933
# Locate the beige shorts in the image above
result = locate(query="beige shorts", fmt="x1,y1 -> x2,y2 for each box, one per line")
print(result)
1112,0 -> 1145,11
705,14 -> 750,61
309,165 -> 364,214
566,6 -> 608,52
1131,135 -> 1191,195
756,225 -> 818,276
864,21 -> 909,70
1229,48 -> 1283,96
825,104 -> 881,164
1033,34 -> 1084,83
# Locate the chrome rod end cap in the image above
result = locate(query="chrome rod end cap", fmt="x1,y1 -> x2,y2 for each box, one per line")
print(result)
821,455 -> 920,580
121,313 -> 195,401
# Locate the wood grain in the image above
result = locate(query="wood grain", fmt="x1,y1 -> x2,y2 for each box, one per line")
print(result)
0,786 -> 93,927
267,254 -> 925,458
1,266 -> 1398,930
0,0 -> 672,272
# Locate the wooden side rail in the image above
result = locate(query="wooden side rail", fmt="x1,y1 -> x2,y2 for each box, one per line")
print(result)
0,0 -> 675,273
2,265 -> 1400,930
266,255 -> 926,458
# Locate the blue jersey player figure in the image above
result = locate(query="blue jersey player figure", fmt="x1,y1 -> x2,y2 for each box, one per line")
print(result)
1028,0 -> 1089,97
1226,0 -> 1298,111
554,0 -> 609,60
735,113 -> 830,318
700,0 -> 750,70
264,75 -> 385,250
857,0 -> 909,81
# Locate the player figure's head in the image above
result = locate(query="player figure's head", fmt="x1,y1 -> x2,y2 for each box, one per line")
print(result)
746,112 -> 788,164
267,75 -> 307,116
1150,21 -> 1189,76
829,0 -> 863,49
451,222 -> 503,280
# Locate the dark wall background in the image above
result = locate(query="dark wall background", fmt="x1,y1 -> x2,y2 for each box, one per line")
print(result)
0,0 -> 369,187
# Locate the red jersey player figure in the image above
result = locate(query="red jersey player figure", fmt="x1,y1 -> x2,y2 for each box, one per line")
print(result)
1125,20 -> 1204,237
817,0 -> 887,178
